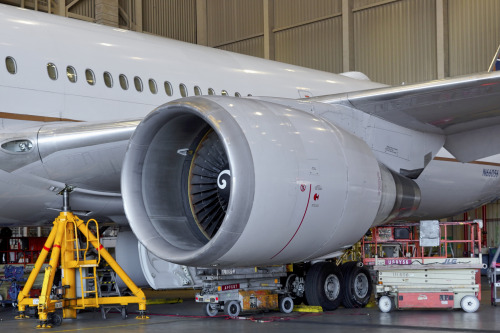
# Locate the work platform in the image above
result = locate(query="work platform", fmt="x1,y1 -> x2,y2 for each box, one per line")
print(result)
361,220 -> 484,313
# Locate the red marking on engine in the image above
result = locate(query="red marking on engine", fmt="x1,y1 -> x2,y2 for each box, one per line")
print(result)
300,184 -> 306,192
314,193 -> 319,201
270,184 -> 312,260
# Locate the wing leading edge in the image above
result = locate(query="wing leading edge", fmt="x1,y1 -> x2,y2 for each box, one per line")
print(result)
312,71 -> 500,162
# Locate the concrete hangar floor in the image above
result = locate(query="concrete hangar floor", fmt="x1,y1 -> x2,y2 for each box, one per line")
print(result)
0,281 -> 498,333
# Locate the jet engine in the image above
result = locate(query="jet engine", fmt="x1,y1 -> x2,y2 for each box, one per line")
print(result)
121,96 -> 419,267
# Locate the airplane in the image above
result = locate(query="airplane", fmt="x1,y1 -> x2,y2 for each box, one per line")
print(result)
1,4 -> 500,311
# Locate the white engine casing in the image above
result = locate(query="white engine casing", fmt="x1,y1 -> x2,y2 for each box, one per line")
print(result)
122,97 -> 417,267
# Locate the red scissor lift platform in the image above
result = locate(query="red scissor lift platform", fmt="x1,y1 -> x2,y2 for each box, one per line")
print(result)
361,220 -> 484,313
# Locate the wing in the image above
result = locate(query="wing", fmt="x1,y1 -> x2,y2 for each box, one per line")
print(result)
312,71 -> 500,162
0,120 -> 139,225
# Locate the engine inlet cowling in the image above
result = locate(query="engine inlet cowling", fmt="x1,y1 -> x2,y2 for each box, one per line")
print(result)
122,96 -> 399,267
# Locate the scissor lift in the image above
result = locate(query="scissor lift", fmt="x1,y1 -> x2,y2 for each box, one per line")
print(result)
15,188 -> 148,328
362,220 -> 484,313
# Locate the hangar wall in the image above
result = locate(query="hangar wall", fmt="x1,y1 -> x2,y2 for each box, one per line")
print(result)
4,0 -> 500,84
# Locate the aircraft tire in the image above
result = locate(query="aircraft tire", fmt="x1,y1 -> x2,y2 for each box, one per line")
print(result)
305,262 -> 343,311
341,262 -> 372,308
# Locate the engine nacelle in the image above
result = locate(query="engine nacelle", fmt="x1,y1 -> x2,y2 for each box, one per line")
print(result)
122,96 -> 419,267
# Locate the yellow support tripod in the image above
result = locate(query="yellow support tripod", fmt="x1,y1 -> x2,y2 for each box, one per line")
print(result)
15,188 -> 148,328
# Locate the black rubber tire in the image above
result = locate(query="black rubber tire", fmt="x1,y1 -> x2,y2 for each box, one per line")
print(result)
204,303 -> 219,317
48,313 -> 62,326
341,262 -> 372,308
279,296 -> 294,314
305,262 -> 343,311
224,300 -> 241,318
340,262 -> 357,308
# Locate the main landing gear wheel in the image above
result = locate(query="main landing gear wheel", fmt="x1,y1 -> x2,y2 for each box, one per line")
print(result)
341,262 -> 372,308
305,262 -> 344,311
204,303 -> 219,317
461,295 -> 480,313
378,295 -> 394,313
279,296 -> 294,314
224,300 -> 241,318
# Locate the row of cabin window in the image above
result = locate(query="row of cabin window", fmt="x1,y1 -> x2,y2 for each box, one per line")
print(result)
3,56 -> 246,98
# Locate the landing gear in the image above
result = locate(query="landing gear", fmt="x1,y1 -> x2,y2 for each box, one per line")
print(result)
305,262 -> 343,311
341,262 -> 372,308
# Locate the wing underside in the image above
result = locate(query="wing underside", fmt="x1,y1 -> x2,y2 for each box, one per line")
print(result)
313,71 -> 500,162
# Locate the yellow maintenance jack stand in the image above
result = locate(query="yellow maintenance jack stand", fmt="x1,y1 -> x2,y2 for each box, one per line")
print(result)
15,187 -> 149,328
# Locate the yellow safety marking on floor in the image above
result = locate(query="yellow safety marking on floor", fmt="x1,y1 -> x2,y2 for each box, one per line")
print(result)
292,305 -> 323,312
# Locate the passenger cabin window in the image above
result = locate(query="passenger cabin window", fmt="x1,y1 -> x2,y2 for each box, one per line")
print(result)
119,74 -> 129,90
194,86 -> 202,96
66,66 -> 77,83
179,83 -> 188,97
5,57 -> 17,74
221,90 -> 228,96
208,88 -> 215,95
103,71 -> 113,88
149,79 -> 157,94
134,76 -> 143,92
85,69 -> 95,85
164,81 -> 173,96
47,63 -> 58,80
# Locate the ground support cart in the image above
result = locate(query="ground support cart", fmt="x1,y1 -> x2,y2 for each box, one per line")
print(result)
362,220 -> 484,313
195,266 -> 293,317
